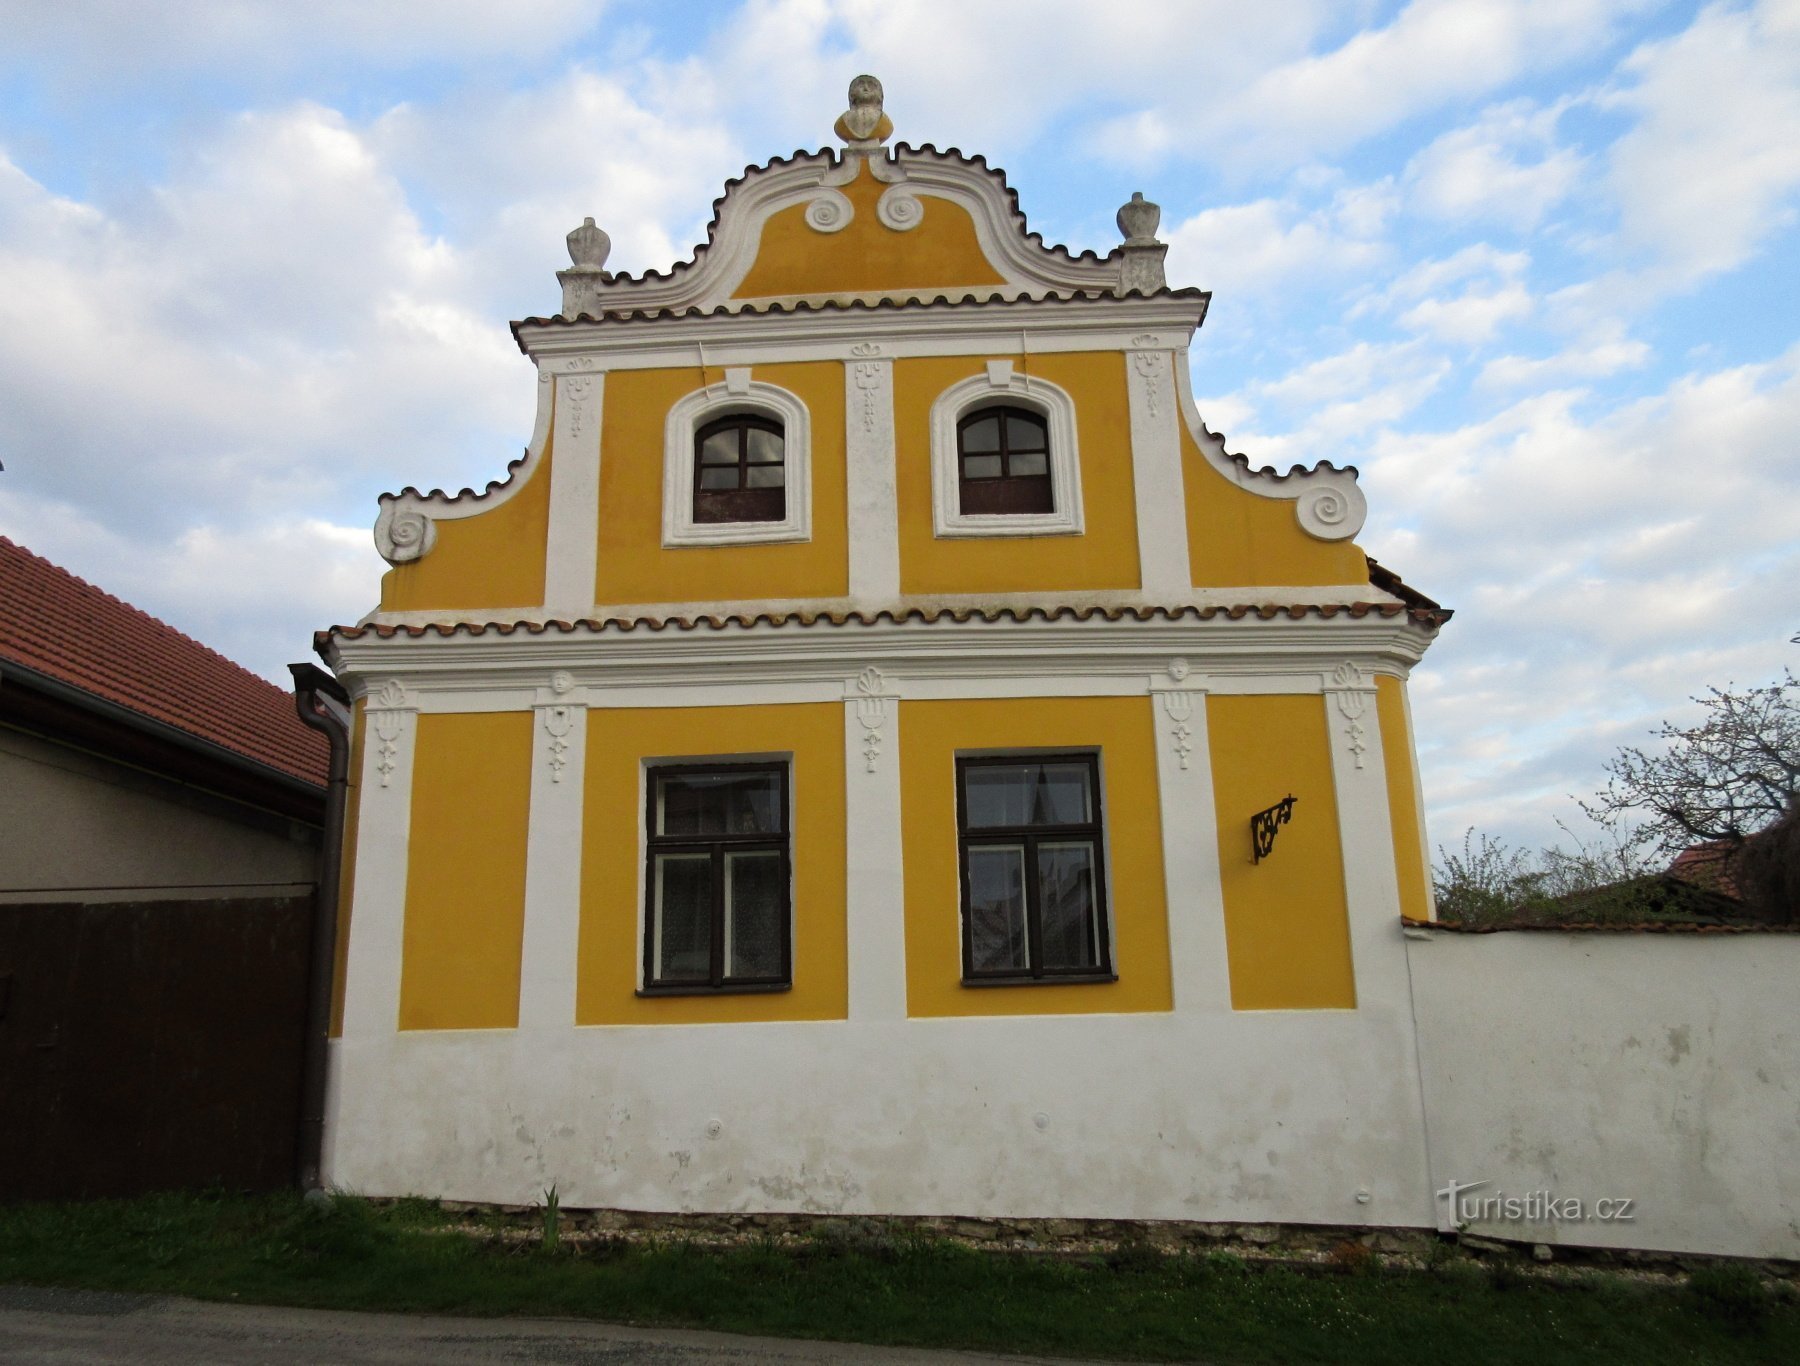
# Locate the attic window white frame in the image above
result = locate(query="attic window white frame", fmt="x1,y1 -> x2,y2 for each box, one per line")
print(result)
930,362 -> 1083,538
663,369 -> 812,547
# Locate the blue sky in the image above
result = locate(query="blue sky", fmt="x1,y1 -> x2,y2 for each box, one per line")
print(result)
1,0 -> 1796,861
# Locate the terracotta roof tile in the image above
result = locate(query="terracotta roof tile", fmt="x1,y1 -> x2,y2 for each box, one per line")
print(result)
1,537 -> 327,787
319,598 -> 1449,651
1668,840 -> 1745,900
509,283 -> 1210,345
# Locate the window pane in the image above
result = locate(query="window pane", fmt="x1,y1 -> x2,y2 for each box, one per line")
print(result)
700,431 -> 739,465
658,770 -> 782,836
1038,842 -> 1100,970
724,850 -> 784,979
745,427 -> 783,464
1006,412 -> 1047,450
698,467 -> 738,489
1030,763 -> 1092,824
964,761 -> 1091,828
961,453 -> 1002,480
966,845 -> 1028,973
744,463 -> 785,488
960,415 -> 1000,452
1008,451 -> 1048,478
653,853 -> 712,982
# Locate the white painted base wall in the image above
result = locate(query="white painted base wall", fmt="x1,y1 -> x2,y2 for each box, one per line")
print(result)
323,928 -> 1800,1261
325,1000 -> 1433,1231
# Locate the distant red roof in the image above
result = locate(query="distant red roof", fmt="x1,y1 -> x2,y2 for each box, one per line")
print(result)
1668,840 -> 1744,900
0,537 -> 327,787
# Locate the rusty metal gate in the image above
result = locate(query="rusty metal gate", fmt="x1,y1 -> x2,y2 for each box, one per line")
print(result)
0,895 -> 311,1200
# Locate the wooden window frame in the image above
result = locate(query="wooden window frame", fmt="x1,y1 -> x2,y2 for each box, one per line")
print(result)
641,761 -> 792,996
956,405 -> 1054,516
692,413 -> 787,525
955,752 -> 1116,986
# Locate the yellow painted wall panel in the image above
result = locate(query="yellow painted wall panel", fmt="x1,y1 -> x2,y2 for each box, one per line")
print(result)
399,711 -> 533,1030
577,704 -> 847,1024
1180,424 -> 1369,588
1207,694 -> 1357,1010
732,167 -> 1005,299
380,443 -> 553,612
328,702 -> 365,1038
899,697 -> 1172,1017
594,365 -> 848,605
1378,676 -> 1434,923
894,353 -> 1142,596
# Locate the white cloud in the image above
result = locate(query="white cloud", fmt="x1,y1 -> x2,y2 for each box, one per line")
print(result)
1477,338 -> 1650,388
1606,0 -> 1800,282
0,1 -> 613,81
1405,98 -> 1585,228
1164,195 -> 1389,297
1399,281 -> 1534,344
1199,0 -> 1653,169
1363,346 -> 1800,850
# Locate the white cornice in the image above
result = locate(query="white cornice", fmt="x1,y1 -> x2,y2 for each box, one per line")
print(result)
323,611 -> 1439,696
517,294 -> 1204,368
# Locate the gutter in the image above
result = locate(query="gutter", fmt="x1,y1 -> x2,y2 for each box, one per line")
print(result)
0,659 -> 326,808
288,662 -> 351,1194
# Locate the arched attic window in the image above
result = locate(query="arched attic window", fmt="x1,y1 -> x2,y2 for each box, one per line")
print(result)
956,406 -> 1052,515
694,413 -> 786,524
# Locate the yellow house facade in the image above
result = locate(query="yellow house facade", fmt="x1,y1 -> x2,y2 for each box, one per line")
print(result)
319,79 -> 1450,1229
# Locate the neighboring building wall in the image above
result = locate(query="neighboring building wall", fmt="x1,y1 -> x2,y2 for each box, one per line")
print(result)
1407,929 -> 1800,1259
0,726 -> 319,903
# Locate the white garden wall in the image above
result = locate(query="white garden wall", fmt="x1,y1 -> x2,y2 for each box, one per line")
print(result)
1407,928 -> 1800,1259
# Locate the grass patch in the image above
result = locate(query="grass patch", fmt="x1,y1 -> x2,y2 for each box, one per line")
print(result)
2,1191 -> 1796,1364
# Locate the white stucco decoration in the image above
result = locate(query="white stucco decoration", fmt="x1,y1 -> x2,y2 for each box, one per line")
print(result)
804,190 -> 854,233
876,186 -> 923,232
373,503 -> 437,566
1173,358 -> 1367,543
524,144 -> 1120,318
662,377 -> 812,548
929,369 -> 1083,539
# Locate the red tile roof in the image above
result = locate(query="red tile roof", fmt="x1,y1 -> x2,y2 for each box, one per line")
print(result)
318,597 -> 1449,651
0,537 -> 327,788
1668,840 -> 1744,900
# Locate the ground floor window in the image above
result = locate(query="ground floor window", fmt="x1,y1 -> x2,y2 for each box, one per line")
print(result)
643,762 -> 790,992
956,753 -> 1113,984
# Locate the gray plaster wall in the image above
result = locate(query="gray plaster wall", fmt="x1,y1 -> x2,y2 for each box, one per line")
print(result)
0,726 -> 319,903
1407,928 -> 1800,1259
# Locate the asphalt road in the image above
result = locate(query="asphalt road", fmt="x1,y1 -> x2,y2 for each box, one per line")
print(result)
0,1286 -> 1110,1364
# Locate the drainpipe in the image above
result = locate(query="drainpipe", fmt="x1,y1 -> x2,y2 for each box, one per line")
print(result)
289,662 -> 351,1194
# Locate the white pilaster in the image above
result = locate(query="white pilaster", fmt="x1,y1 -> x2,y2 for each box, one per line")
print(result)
844,347 -> 900,603
1125,343 -> 1191,598
341,680 -> 418,1038
544,371 -> 604,615
843,666 -> 907,1019
1322,663 -> 1406,985
1148,662 -> 1231,1012
518,673 -> 590,1030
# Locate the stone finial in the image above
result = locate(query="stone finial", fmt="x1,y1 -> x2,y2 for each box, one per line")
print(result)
1117,191 -> 1162,245
557,216 -> 612,317
1116,191 -> 1168,295
566,216 -> 611,270
834,74 -> 894,147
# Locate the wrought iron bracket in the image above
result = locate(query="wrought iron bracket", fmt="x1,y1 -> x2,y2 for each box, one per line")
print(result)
1251,795 -> 1298,863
